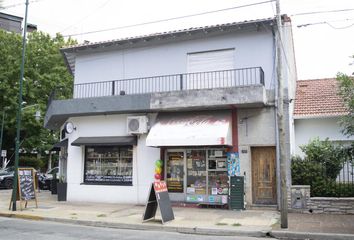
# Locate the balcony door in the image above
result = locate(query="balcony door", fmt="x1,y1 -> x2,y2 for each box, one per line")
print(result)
186,49 -> 235,89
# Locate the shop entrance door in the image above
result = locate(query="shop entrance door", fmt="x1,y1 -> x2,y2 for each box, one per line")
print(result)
166,151 -> 185,193
251,147 -> 276,205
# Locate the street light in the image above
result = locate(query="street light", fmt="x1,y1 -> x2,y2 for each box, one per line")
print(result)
22,103 -> 41,122
11,0 -> 30,212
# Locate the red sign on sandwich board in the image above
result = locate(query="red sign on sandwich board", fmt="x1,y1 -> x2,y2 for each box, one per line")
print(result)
142,181 -> 174,224
153,181 -> 168,193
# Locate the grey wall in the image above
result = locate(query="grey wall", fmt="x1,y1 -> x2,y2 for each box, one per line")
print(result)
0,16 -> 21,33
74,29 -> 274,89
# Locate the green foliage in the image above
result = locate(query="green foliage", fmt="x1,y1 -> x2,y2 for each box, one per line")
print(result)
0,30 -> 76,164
19,156 -> 45,170
292,138 -> 353,197
300,138 -> 344,179
337,71 -> 354,137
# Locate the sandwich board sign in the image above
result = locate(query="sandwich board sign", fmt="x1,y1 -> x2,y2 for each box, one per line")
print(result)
9,168 -> 38,210
142,181 -> 174,224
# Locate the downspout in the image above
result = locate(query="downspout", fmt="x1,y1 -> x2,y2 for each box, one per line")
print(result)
272,26 -> 281,211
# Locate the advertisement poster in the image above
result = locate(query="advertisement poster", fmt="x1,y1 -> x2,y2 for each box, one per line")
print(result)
227,152 -> 240,176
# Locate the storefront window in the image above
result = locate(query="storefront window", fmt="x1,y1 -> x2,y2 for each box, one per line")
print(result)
84,146 -> 133,185
166,152 -> 184,192
187,150 -> 206,195
208,171 -> 229,195
208,149 -> 228,195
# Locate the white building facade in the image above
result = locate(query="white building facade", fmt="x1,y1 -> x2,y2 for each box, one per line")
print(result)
45,17 -> 297,207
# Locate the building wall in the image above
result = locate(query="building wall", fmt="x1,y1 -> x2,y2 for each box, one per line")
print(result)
65,113 -> 160,204
294,117 -> 354,157
0,14 -> 22,33
63,107 -> 278,206
74,30 -> 274,89
237,107 -> 276,205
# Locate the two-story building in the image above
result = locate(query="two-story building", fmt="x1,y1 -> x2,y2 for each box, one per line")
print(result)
45,16 -> 297,208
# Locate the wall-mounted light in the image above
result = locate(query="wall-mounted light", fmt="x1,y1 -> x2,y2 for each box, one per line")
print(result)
64,122 -> 76,134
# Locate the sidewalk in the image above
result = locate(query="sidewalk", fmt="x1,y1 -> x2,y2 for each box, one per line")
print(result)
1,189 -> 354,239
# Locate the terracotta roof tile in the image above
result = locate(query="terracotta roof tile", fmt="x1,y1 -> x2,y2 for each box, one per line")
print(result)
294,78 -> 348,118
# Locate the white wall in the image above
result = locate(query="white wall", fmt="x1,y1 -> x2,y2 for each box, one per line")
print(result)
74,30 -> 274,93
294,117 -> 354,157
65,113 -> 160,204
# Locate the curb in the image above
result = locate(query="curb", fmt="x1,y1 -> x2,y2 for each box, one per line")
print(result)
43,217 -> 269,237
0,212 -> 267,237
270,230 -> 354,240
0,212 -> 43,221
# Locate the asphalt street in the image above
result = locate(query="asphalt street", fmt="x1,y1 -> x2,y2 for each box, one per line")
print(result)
0,217 -> 273,240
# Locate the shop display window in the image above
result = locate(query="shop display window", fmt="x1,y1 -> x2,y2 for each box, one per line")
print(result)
208,171 -> 229,195
187,150 -> 207,195
84,146 -> 133,185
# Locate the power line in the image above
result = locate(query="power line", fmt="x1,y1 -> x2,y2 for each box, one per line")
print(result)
60,0 -> 111,33
0,0 -> 44,9
269,0 -> 293,75
297,18 -> 354,28
327,22 -> 354,30
62,0 -> 275,37
291,8 -> 354,16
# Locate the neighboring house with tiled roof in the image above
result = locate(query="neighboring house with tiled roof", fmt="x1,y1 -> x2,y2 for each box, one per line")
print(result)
293,78 -> 353,156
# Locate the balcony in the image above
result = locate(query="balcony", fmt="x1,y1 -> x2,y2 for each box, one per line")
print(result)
45,67 -> 267,130
73,67 -> 264,99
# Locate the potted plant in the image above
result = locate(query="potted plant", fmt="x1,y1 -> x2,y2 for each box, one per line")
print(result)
57,175 -> 67,201
51,173 -> 59,194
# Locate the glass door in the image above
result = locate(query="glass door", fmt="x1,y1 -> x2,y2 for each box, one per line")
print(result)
186,150 -> 207,195
166,151 -> 184,193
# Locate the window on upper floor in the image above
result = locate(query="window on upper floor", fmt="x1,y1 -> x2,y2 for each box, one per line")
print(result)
186,49 -> 235,89
187,49 -> 235,73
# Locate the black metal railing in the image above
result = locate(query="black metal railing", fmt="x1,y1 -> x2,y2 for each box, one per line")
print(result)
73,67 -> 264,99
292,154 -> 354,197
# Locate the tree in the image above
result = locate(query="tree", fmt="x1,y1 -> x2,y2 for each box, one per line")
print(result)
337,56 -> 354,137
0,30 -> 76,167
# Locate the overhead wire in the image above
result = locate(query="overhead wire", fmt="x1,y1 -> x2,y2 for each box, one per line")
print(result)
291,8 -> 354,16
60,0 -> 112,33
269,0 -> 293,76
297,18 -> 354,28
0,0 -> 45,9
62,0 -> 276,37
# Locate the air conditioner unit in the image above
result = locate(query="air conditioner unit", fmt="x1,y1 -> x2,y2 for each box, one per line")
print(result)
127,116 -> 149,134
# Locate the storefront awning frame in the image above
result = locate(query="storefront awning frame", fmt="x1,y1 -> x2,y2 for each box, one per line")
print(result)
51,138 -> 68,151
146,111 -> 232,147
71,136 -> 137,146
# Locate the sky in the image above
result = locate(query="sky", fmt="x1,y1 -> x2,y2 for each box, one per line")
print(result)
1,0 -> 354,80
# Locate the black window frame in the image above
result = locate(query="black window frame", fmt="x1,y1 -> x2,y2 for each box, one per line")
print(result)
83,145 -> 133,186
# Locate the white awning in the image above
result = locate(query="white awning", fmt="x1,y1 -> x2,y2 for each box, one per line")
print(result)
146,111 -> 232,147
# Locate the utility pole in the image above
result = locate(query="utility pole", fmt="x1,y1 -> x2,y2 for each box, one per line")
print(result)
275,0 -> 288,228
11,0 -> 29,211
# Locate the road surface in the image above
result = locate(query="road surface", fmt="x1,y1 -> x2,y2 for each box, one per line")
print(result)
0,217 -> 273,240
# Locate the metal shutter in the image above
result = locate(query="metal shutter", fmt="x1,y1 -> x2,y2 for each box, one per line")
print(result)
186,49 -> 235,89
187,49 -> 235,73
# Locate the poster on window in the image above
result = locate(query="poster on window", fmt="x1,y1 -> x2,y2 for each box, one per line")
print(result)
227,152 -> 240,176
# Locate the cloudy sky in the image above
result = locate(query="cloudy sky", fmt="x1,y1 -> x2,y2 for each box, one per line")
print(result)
1,0 -> 354,79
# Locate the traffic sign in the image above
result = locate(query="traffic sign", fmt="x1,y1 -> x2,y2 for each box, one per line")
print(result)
1,150 -> 6,157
